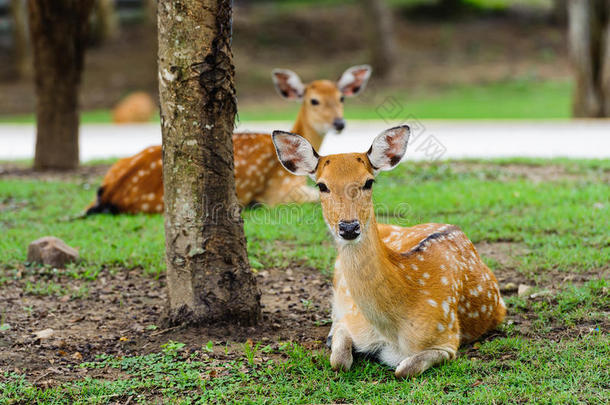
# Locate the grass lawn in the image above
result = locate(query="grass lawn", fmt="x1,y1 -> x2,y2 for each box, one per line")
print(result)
0,79 -> 572,124
0,158 -> 608,403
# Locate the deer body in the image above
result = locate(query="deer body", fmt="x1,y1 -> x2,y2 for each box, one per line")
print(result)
272,126 -> 505,377
87,66 -> 371,214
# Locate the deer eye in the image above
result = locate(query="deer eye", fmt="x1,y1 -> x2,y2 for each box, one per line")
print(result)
362,179 -> 375,190
316,182 -> 329,193
310,98 -> 320,106
340,96 -> 345,103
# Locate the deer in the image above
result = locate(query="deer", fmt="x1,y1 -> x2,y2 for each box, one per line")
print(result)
86,65 -> 372,215
271,125 -> 506,378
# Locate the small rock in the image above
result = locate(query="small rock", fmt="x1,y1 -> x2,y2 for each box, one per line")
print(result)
501,282 -> 517,293
518,284 -> 533,297
530,290 -> 552,299
281,286 -> 292,293
33,328 -> 54,339
27,237 -> 79,268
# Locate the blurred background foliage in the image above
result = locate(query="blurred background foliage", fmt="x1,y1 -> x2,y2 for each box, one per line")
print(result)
0,0 -> 572,120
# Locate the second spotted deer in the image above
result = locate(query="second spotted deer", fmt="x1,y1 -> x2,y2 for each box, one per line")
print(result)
272,126 -> 506,377
86,65 -> 371,214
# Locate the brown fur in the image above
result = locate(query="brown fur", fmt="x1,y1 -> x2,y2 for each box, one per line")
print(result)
315,154 -> 505,377
112,92 -> 156,124
88,78 -> 358,213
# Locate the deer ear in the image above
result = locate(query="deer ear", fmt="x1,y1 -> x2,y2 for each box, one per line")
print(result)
272,69 -> 305,100
272,131 -> 319,178
337,65 -> 372,97
367,125 -> 410,173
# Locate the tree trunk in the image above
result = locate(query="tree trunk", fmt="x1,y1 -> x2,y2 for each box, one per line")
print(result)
92,0 -> 119,42
143,0 -> 157,27
361,0 -> 397,79
567,0 -> 610,117
11,0 -> 31,79
158,0 -> 261,326
28,0 -> 93,170
551,0 -> 568,24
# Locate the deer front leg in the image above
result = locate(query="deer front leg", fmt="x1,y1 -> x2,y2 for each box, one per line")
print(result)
395,349 -> 451,378
329,325 -> 353,371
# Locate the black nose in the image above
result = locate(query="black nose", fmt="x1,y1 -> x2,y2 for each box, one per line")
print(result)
338,220 -> 361,240
333,118 -> 345,132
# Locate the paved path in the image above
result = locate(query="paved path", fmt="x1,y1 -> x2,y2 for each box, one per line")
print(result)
1,120 -> 609,161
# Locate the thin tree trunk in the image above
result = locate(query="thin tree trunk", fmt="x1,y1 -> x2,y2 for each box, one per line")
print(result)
361,0 -> 397,79
601,4 -> 610,116
143,0 -> 157,27
551,0 -> 568,24
11,0 -> 31,79
567,0 -> 603,117
93,0 -> 119,42
28,0 -> 93,170
158,0 -> 261,326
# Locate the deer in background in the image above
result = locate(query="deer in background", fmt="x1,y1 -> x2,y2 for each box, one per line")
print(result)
86,65 -> 371,214
272,126 -> 506,377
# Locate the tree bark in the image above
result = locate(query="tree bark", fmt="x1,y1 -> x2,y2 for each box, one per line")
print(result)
143,0 -> 157,27
28,0 -> 93,170
551,0 -> 568,24
11,0 -> 31,79
158,0 -> 261,326
92,0 -> 119,42
361,0 -> 397,79
567,0 -> 610,117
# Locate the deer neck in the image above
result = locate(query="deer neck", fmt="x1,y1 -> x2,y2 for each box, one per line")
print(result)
335,214 -> 408,333
291,106 -> 325,151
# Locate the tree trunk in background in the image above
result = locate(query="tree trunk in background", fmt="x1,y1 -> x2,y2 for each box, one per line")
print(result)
158,0 -> 261,326
567,0 -> 610,117
551,0 -> 568,24
28,0 -> 93,170
11,0 -> 31,79
143,0 -> 157,26
438,0 -> 464,13
361,0 -> 397,79
93,0 -> 119,42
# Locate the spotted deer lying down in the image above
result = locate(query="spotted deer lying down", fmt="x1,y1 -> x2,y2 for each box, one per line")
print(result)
86,65 -> 372,215
272,126 -> 506,377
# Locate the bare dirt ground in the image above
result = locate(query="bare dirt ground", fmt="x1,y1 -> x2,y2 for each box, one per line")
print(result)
0,6 -> 569,116
1,253 -> 605,386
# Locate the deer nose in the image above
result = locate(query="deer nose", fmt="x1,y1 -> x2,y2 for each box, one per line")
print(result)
338,220 -> 361,240
333,118 -> 345,132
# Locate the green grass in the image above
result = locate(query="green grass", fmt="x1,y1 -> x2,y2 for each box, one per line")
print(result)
2,328 -> 608,403
1,158 -> 608,279
0,158 -> 608,403
0,79 -> 573,124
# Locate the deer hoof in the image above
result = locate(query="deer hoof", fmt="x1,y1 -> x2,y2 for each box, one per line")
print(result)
330,349 -> 353,371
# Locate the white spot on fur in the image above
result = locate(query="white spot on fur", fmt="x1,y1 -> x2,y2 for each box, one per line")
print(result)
442,301 -> 450,317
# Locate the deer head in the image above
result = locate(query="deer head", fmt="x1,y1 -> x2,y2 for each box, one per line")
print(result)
272,65 -> 372,144
272,125 -> 410,245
